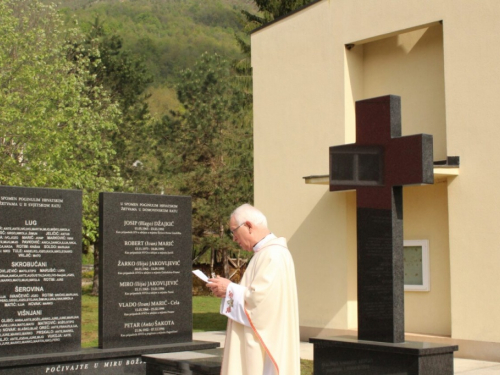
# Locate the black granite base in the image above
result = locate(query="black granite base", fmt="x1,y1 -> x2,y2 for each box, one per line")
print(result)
310,336 -> 458,375
0,341 -> 218,375
142,348 -> 223,375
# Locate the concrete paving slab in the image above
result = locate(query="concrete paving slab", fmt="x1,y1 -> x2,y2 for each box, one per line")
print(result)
300,341 -> 313,360
193,330 -> 226,347
454,358 -> 500,374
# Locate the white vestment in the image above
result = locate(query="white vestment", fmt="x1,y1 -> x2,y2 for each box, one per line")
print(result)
219,237 -> 300,375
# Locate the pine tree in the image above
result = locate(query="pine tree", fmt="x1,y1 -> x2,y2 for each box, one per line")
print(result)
234,0 -> 316,91
156,53 -> 253,276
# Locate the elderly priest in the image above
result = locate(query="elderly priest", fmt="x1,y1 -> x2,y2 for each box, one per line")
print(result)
207,204 -> 300,375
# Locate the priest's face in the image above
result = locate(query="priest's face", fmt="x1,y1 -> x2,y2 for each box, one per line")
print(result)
229,216 -> 253,252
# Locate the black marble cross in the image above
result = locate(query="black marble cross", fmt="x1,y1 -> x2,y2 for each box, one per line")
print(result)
329,95 -> 433,343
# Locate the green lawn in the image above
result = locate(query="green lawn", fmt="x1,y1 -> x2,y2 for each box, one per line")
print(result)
192,295 -> 227,332
81,285 -> 98,348
81,290 -> 313,374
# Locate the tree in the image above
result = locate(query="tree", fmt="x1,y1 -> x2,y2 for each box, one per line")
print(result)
157,53 -> 253,276
234,0 -> 316,91
0,0 -> 124,260
67,16 -> 158,294
73,17 -> 156,195
249,0 -> 316,22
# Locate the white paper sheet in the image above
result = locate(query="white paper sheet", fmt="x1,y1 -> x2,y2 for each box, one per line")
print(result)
192,269 -> 211,283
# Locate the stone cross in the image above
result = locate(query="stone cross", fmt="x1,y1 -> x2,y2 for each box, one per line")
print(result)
329,95 -> 433,343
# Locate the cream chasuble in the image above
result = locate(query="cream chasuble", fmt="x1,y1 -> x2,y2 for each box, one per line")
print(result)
219,237 -> 300,375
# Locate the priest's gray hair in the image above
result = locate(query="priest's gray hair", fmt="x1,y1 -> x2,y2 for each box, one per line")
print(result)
231,204 -> 268,228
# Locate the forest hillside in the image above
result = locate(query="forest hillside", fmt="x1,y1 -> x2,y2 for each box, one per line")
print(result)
51,0 -> 256,116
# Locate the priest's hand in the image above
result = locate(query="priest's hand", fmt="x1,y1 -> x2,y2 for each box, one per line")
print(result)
207,276 -> 231,298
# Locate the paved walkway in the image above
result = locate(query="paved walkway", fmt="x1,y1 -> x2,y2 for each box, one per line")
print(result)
193,331 -> 500,374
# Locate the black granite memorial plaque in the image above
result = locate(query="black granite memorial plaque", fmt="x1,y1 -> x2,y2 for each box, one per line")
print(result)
0,186 -> 82,357
142,348 -> 223,375
0,340 -> 219,375
311,336 -> 457,375
99,193 -> 192,349
0,356 -> 145,375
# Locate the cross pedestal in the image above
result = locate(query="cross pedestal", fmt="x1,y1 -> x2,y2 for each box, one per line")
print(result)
310,95 -> 457,374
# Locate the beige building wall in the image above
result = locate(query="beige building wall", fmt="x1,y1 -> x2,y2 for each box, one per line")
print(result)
355,24 -> 447,160
404,182 -> 451,336
251,0 -> 500,352
252,4 -> 351,331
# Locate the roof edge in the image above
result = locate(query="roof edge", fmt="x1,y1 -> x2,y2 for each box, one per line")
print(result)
250,0 -> 324,35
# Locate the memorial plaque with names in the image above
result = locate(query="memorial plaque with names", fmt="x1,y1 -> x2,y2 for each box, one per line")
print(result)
0,186 -> 82,357
99,193 -> 192,349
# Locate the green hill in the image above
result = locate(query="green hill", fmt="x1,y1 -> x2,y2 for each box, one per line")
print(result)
52,0 -> 256,115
